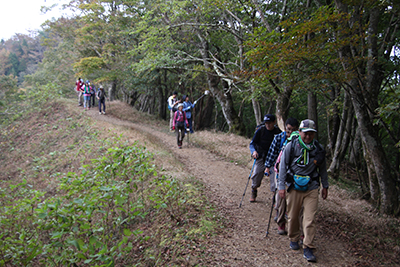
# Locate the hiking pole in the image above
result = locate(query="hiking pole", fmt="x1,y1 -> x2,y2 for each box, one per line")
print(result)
239,158 -> 256,208
194,90 -> 210,103
187,128 -> 190,146
266,186 -> 277,238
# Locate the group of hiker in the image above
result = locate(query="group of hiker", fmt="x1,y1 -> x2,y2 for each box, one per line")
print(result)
249,114 -> 328,263
167,91 -> 198,149
75,78 -> 108,114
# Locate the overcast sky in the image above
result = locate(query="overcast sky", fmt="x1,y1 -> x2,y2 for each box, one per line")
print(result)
0,0 -> 73,40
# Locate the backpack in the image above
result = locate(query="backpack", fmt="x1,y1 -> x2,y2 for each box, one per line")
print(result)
175,111 -> 186,128
284,135 -> 326,187
98,89 -> 105,100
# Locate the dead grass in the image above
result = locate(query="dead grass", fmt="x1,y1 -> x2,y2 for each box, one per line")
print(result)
2,98 -> 399,266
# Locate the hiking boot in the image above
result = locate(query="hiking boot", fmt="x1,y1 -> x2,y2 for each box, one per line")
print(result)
249,189 -> 257,202
277,224 -> 287,235
102,111 -> 106,115
290,241 -> 300,250
99,112 -> 102,115
303,247 -> 316,262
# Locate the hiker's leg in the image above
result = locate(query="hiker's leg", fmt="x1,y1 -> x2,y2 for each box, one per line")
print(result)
286,189 -> 303,242
188,118 -> 193,133
99,99 -> 102,112
170,110 -> 174,130
250,157 -> 265,189
302,189 -> 318,249
175,127 -> 180,145
181,126 -> 185,140
276,192 -> 287,227
103,100 -> 106,112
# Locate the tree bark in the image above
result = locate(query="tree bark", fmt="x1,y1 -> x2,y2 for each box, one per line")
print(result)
327,86 -> 341,156
328,91 -> 353,179
197,32 -> 245,135
307,92 -> 318,139
335,1 -> 399,214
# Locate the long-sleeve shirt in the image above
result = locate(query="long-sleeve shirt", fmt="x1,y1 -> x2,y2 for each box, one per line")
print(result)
249,126 -> 281,157
278,137 -> 329,191
182,101 -> 195,119
173,110 -> 189,127
167,96 -> 179,110
264,131 -> 287,168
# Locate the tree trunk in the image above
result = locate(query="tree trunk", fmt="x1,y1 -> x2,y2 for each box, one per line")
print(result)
307,92 -> 318,139
328,91 -> 353,179
274,85 -> 292,131
327,86 -> 341,157
109,79 -> 117,101
194,95 -> 214,130
197,32 -> 245,135
252,97 -> 262,126
335,2 -> 399,214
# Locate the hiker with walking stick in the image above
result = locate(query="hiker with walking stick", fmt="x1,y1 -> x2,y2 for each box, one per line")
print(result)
172,103 -> 189,149
264,118 -> 299,235
248,114 -> 281,202
278,119 -> 328,263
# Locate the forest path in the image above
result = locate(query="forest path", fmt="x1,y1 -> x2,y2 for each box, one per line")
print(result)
86,102 -> 358,267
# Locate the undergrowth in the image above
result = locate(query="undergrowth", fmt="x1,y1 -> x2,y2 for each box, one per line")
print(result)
0,84 -> 219,266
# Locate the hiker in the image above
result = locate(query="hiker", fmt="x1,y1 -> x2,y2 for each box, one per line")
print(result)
76,78 -> 84,106
90,83 -> 97,108
172,103 -> 189,149
167,91 -> 181,131
264,117 -> 299,235
249,114 -> 281,202
278,119 -> 328,263
96,86 -> 107,115
182,95 -> 197,134
81,80 -> 92,110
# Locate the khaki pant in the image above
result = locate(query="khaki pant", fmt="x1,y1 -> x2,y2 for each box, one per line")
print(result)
169,110 -> 174,130
77,91 -> 83,105
286,188 -> 318,249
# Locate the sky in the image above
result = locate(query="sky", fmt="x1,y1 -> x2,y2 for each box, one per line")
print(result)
0,0 -> 73,40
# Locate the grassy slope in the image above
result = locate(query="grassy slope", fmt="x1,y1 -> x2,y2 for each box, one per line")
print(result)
0,98 -> 221,266
1,95 -> 400,266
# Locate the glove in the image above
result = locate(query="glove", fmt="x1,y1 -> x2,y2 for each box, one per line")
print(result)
194,100 -> 197,105
172,126 -> 175,130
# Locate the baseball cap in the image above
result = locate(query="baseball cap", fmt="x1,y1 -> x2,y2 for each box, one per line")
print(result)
263,114 -> 276,123
299,119 -> 317,132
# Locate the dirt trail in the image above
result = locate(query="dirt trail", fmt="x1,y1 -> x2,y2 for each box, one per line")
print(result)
88,106 -> 358,267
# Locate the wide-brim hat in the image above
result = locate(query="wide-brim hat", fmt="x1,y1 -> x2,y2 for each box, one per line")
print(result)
177,103 -> 184,108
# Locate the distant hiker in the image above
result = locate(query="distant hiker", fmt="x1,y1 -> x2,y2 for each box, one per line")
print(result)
167,91 -> 181,131
264,117 -> 299,235
90,83 -> 97,108
81,80 -> 92,111
278,119 -> 328,263
182,95 -> 197,133
172,103 -> 189,149
76,78 -> 84,106
249,114 -> 281,202
96,86 -> 107,115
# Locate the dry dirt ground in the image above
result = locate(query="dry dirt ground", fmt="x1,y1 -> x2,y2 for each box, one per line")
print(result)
79,101 -> 396,267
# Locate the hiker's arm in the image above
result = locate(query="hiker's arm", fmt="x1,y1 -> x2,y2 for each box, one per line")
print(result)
265,135 -> 280,168
249,131 -> 259,158
278,142 -> 292,195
